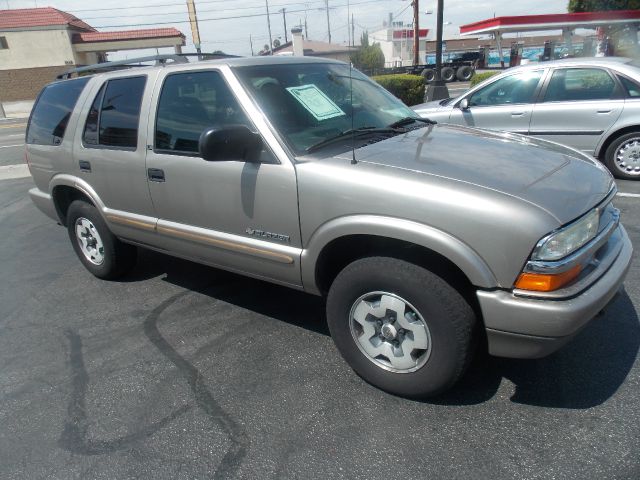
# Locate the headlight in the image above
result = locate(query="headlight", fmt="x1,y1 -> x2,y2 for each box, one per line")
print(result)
532,209 -> 600,261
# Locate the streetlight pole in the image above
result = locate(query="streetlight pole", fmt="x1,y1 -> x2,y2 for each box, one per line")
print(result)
325,0 -> 331,43
425,0 -> 449,101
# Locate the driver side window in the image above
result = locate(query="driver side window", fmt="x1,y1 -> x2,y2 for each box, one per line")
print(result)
469,70 -> 543,107
155,70 -> 250,155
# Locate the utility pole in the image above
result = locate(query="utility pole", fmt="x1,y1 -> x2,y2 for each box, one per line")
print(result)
412,0 -> 419,66
279,8 -> 288,43
325,0 -> 331,43
265,0 -> 273,55
351,14 -> 355,47
249,34 -> 254,56
186,0 -> 202,55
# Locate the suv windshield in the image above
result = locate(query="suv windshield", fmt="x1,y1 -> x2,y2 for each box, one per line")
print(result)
233,63 -> 421,155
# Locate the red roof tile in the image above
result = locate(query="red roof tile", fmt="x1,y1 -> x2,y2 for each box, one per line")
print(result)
73,28 -> 185,44
0,7 -> 95,31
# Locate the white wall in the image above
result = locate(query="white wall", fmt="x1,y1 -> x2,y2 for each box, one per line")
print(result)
0,28 -> 77,70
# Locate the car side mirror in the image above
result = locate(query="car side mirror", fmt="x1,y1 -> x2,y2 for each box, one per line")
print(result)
199,125 -> 263,163
459,98 -> 470,110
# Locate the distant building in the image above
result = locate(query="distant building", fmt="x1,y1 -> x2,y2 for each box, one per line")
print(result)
370,21 -> 429,68
0,7 -> 185,101
261,28 -> 356,63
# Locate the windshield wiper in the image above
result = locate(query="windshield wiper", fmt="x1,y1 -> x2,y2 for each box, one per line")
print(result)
387,117 -> 437,129
305,127 -> 402,153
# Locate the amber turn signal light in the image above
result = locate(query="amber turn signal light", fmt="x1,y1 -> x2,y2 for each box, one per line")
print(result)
514,264 -> 582,292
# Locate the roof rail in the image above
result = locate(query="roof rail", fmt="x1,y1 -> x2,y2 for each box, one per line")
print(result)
56,53 -> 240,79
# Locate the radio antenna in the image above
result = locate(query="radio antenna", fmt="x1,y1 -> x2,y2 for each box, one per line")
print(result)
348,0 -> 357,165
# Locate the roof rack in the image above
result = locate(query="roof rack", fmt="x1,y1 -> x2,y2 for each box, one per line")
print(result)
56,53 -> 240,79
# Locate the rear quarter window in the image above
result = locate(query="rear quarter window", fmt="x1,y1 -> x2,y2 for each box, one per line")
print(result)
27,77 -> 90,146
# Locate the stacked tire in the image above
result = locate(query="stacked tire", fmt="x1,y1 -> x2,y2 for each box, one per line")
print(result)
421,66 -> 475,84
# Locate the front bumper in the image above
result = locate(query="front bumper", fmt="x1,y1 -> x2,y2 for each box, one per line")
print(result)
477,224 -> 632,359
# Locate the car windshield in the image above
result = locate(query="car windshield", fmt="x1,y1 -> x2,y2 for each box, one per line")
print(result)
233,62 -> 421,155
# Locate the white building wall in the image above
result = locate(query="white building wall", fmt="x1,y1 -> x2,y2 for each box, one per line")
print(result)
0,28 -> 77,70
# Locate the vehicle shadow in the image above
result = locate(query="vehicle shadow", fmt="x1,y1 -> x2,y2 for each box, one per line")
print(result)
128,249 -> 639,409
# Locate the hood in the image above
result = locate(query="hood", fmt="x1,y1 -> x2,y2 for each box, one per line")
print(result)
353,124 -> 614,224
412,99 -> 454,116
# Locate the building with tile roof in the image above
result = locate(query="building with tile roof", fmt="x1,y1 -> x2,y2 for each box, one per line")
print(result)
0,7 -> 185,101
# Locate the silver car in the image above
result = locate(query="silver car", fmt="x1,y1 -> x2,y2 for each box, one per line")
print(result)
27,56 -> 632,398
413,57 -> 640,180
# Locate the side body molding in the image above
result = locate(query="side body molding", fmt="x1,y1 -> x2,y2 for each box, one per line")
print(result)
300,215 -> 498,294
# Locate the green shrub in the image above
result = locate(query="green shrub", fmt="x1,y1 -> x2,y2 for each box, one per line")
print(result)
372,74 -> 425,106
469,71 -> 499,87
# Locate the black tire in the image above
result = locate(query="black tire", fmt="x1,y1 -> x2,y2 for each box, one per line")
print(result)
66,200 -> 137,279
326,257 -> 476,398
456,66 -> 474,82
604,131 -> 640,180
440,66 -> 456,82
421,68 -> 436,84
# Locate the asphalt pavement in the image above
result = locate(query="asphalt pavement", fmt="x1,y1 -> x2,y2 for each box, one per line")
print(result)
1,119 -> 640,479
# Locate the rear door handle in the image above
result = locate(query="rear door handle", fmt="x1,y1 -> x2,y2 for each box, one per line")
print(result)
511,111 -> 526,117
79,160 -> 91,172
147,168 -> 165,182
597,109 -> 612,114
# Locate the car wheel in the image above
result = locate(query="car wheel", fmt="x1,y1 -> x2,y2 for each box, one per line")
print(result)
605,132 -> 640,180
440,67 -> 456,82
66,200 -> 137,279
421,68 -> 436,84
456,66 -> 474,82
326,257 -> 476,398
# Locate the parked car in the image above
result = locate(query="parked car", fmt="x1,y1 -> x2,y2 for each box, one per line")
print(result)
413,57 -> 640,180
27,56 -> 631,398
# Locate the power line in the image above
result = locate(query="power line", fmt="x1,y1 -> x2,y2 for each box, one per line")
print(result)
88,0 -> 390,29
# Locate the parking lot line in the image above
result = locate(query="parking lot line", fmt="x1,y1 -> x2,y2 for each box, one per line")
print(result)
617,192 -> 640,198
0,144 -> 24,148
0,123 -> 27,129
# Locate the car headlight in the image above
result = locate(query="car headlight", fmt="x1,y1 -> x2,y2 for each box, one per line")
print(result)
532,209 -> 600,261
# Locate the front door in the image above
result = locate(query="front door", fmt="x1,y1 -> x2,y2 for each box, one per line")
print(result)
145,68 -> 302,287
449,69 -> 546,134
529,67 -> 624,155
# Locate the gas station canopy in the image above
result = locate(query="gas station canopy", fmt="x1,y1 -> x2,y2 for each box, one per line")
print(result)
460,9 -> 640,36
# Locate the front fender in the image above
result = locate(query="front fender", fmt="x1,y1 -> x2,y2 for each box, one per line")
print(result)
300,215 -> 498,294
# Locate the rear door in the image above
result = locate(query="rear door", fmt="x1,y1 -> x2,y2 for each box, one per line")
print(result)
448,69 -> 545,134
529,67 -> 624,155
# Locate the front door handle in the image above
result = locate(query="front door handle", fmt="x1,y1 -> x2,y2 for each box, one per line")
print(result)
79,160 -> 91,172
597,109 -> 612,114
511,111 -> 526,117
147,168 -> 165,182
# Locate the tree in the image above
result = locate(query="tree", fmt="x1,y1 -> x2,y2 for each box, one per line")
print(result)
351,34 -> 385,73
568,0 -> 640,12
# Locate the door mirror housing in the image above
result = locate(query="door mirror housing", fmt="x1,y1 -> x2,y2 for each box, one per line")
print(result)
199,125 -> 263,162
459,98 -> 470,110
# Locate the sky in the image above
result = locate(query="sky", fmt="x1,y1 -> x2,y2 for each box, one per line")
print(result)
5,0 -> 571,59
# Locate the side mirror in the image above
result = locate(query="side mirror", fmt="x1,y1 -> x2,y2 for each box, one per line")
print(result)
198,125 -> 263,162
459,98 -> 470,110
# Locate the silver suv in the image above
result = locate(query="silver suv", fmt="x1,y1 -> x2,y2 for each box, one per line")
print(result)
26,56 -> 632,397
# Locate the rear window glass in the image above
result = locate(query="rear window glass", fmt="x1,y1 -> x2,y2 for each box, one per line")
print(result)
618,75 -> 640,97
98,76 -> 146,148
27,77 -> 90,146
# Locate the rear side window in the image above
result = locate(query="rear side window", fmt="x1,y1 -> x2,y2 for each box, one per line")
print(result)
27,77 -> 90,146
618,75 -> 640,97
543,68 -> 616,102
82,76 -> 146,149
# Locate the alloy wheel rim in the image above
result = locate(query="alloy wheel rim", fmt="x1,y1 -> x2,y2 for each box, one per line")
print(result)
348,291 -> 432,373
75,217 -> 105,265
615,138 -> 640,176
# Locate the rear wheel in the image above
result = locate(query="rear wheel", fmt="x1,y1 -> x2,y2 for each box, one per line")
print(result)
326,257 -> 476,398
604,132 -> 640,180
456,66 -> 474,82
66,200 -> 137,279
421,68 -> 436,84
440,66 -> 456,82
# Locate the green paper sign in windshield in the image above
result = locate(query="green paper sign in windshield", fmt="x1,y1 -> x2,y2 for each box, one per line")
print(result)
286,84 -> 346,121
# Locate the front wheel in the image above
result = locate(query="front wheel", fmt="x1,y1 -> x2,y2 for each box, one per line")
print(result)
604,132 -> 640,180
326,257 -> 476,398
